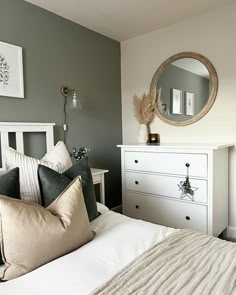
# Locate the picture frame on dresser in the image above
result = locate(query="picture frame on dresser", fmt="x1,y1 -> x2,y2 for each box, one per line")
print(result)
118,143 -> 233,237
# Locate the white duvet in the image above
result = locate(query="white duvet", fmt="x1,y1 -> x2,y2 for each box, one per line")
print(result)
0,204 -> 176,295
1,204 -> 235,295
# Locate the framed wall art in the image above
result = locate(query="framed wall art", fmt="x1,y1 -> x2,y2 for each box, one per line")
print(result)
185,92 -> 194,116
0,41 -> 24,98
171,88 -> 182,114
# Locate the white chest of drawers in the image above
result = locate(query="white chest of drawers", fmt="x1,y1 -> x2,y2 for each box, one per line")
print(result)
118,143 -> 233,236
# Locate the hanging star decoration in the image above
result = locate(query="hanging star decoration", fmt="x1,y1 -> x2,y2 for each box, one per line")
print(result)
178,163 -> 198,201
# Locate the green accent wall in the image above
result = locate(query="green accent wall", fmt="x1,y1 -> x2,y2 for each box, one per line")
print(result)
0,0 -> 122,208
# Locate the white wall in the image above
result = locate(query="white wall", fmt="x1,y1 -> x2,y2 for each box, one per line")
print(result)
121,4 -> 236,238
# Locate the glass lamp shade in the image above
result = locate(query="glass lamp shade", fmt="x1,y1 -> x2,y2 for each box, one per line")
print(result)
71,92 -> 81,109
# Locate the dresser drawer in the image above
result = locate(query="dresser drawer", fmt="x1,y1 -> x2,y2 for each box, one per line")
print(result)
124,152 -> 207,177
125,192 -> 207,233
125,172 -> 208,203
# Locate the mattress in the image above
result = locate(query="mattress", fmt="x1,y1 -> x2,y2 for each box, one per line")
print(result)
1,203 -> 235,295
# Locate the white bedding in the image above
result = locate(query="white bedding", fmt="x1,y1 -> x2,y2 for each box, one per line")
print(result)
0,203 -> 176,295
1,203 -> 236,295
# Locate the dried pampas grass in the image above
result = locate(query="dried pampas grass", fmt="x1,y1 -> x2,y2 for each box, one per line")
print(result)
133,89 -> 157,124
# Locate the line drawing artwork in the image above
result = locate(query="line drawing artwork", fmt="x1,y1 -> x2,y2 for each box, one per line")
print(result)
0,41 -> 24,98
0,53 -> 10,88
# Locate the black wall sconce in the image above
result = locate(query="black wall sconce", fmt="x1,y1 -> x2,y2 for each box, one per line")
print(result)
60,86 -> 80,144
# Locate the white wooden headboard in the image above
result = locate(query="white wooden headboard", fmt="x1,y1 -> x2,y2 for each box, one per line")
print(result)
0,122 -> 55,172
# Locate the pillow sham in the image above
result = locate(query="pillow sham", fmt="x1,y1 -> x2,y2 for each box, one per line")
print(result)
0,177 -> 94,281
5,148 -> 66,204
42,141 -> 72,169
0,167 -> 20,265
5,141 -> 72,204
38,157 -> 99,221
0,167 -> 20,200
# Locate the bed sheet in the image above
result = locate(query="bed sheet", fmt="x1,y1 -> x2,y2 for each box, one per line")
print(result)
0,203 -> 176,295
2,203 -> 236,295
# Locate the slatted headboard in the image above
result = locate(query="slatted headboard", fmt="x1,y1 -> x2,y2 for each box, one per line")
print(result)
0,122 -> 55,173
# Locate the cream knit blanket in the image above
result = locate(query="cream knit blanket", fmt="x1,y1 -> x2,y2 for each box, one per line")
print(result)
91,230 -> 236,295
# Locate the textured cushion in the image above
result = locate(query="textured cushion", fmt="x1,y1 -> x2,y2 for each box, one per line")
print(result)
38,157 -> 99,221
0,167 -> 20,200
5,145 -> 69,204
42,141 -> 72,169
0,177 -> 94,281
0,167 -> 20,265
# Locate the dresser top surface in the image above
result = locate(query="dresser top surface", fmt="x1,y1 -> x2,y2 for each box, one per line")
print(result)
117,143 -> 234,150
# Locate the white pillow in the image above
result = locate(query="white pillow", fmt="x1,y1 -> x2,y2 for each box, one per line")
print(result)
42,141 -> 72,168
5,142 -> 72,204
96,202 -> 109,215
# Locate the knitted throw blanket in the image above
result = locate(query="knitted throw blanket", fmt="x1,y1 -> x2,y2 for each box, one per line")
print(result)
91,230 -> 236,295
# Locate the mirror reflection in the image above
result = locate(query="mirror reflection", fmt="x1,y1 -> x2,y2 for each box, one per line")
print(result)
150,52 -> 218,126
156,58 -> 210,122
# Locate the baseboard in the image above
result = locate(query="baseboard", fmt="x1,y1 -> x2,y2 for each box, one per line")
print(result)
225,226 -> 236,241
110,205 -> 122,213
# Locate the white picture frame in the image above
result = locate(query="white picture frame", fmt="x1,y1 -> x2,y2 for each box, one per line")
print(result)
171,88 -> 182,114
185,92 -> 194,116
0,41 -> 24,98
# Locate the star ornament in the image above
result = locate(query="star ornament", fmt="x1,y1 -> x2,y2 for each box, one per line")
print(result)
178,177 -> 198,201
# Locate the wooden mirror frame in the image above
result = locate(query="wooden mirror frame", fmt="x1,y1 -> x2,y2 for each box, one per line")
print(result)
150,52 -> 218,126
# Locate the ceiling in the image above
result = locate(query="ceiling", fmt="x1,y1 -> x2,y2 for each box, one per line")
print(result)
25,0 -> 236,41
172,59 -> 209,78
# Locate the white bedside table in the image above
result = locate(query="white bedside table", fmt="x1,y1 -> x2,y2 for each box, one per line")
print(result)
91,168 -> 109,205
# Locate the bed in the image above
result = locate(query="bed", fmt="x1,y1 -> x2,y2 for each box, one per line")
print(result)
0,204 -> 236,295
0,122 -> 236,295
0,202 -> 177,294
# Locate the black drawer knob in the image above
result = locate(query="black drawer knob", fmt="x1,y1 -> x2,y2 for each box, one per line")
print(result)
186,216 -> 190,221
185,163 -> 190,167
136,205 -> 139,209
135,181 -> 139,185
134,160 -> 138,163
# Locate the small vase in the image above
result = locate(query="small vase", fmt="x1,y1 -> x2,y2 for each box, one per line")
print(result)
138,124 -> 148,143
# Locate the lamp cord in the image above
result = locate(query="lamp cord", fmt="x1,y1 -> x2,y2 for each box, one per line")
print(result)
63,96 -> 67,144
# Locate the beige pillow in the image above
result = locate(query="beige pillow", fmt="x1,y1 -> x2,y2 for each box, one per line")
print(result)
0,177 -> 94,281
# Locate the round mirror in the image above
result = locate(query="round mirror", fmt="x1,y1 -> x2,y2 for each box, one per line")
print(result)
150,52 -> 218,126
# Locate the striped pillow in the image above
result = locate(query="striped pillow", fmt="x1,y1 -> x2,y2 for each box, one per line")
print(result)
5,142 -> 71,204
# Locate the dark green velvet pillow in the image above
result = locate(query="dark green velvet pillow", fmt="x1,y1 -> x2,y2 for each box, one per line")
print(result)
0,167 -> 20,199
38,157 -> 99,221
0,167 -> 20,265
